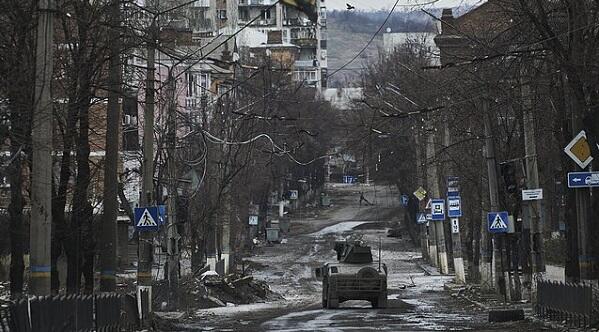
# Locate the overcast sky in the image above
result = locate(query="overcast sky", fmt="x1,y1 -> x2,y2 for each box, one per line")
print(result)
326,0 -> 484,11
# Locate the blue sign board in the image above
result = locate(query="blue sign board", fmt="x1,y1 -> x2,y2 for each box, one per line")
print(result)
416,213 -> 427,224
568,172 -> 599,188
431,199 -> 446,221
134,206 -> 160,232
157,205 -> 167,225
343,175 -> 356,184
447,176 -> 460,197
401,194 -> 409,207
447,196 -> 462,218
487,211 -> 509,233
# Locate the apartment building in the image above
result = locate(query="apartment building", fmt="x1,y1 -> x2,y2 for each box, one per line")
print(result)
161,0 -> 328,89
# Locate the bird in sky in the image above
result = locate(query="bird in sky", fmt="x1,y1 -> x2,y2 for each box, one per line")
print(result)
346,3 -> 355,10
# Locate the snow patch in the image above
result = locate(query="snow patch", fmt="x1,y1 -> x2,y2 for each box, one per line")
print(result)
310,222 -> 369,236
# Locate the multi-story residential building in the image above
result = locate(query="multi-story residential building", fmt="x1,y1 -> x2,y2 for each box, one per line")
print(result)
151,0 -> 328,89
235,0 -> 328,89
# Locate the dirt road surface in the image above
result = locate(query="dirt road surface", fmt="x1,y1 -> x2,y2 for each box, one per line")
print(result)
174,184 -> 557,331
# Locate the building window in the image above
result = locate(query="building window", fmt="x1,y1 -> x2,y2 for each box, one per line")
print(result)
186,72 -> 210,97
239,8 -> 249,21
217,9 -> 227,20
261,9 -> 271,20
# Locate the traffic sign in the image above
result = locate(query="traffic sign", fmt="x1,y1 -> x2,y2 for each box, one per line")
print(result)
249,215 -> 258,225
134,207 -> 160,232
522,189 -> 543,201
564,130 -> 593,169
447,196 -> 462,218
488,212 -> 509,233
289,190 -> 299,200
400,194 -> 409,207
416,213 -> 427,224
413,187 -> 427,201
431,199 -> 445,221
157,205 -> 167,225
451,218 -> 460,234
447,176 -> 460,196
568,172 -> 599,188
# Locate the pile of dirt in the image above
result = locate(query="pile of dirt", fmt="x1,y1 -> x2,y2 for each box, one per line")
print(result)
180,272 -> 283,310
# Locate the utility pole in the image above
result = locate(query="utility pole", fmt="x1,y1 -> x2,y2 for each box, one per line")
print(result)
482,99 -> 501,292
426,129 -> 438,268
567,83 -> 593,284
138,20 -> 156,291
99,0 -> 121,292
426,126 -> 449,274
521,72 -> 545,300
444,117 -> 465,283
415,130 -> 429,261
30,0 -> 54,296
166,71 -> 180,310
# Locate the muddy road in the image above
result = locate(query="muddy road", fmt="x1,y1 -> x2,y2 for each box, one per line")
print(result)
175,184 -> 556,331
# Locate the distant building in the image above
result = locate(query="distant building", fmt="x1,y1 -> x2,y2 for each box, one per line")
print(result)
322,88 -> 363,111
382,30 -> 440,66
148,0 -> 328,89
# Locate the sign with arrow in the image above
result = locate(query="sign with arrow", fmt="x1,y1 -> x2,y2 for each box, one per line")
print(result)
487,211 -> 509,233
568,172 -> 599,188
564,130 -> 593,169
134,206 -> 160,232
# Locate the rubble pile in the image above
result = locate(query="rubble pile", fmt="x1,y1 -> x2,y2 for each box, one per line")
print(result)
184,272 -> 283,309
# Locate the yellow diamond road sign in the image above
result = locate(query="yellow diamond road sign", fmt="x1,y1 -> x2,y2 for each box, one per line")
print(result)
413,187 -> 427,201
564,130 -> 593,169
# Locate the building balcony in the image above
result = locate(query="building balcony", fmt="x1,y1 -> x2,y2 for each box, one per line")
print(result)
194,0 -> 210,7
251,18 -> 276,26
239,0 -> 276,6
294,60 -> 317,68
283,17 -> 312,26
291,37 -> 317,48
293,69 -> 319,85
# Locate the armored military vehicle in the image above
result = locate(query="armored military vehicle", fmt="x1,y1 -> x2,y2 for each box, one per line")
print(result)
315,238 -> 388,309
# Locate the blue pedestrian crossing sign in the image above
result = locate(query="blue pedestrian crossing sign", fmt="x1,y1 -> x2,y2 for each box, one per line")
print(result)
416,213 -> 427,224
134,206 -> 160,232
431,199 -> 445,221
487,212 -> 509,233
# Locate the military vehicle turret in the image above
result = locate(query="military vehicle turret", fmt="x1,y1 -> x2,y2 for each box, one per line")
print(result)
315,238 -> 388,309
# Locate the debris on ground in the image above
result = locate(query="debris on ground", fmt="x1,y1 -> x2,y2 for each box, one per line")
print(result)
181,272 -> 283,310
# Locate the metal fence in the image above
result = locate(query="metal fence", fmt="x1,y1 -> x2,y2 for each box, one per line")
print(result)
536,280 -> 595,328
0,293 -> 139,332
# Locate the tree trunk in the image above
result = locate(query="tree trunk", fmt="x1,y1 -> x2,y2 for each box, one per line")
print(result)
8,144 -> 25,298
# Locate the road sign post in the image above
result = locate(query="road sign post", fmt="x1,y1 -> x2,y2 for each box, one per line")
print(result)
568,172 -> 599,188
400,194 -> 409,207
447,196 -> 462,218
488,212 -> 509,234
134,207 -> 160,232
522,189 -> 543,201
431,199 -> 445,221
413,187 -> 427,201
564,130 -> 593,169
